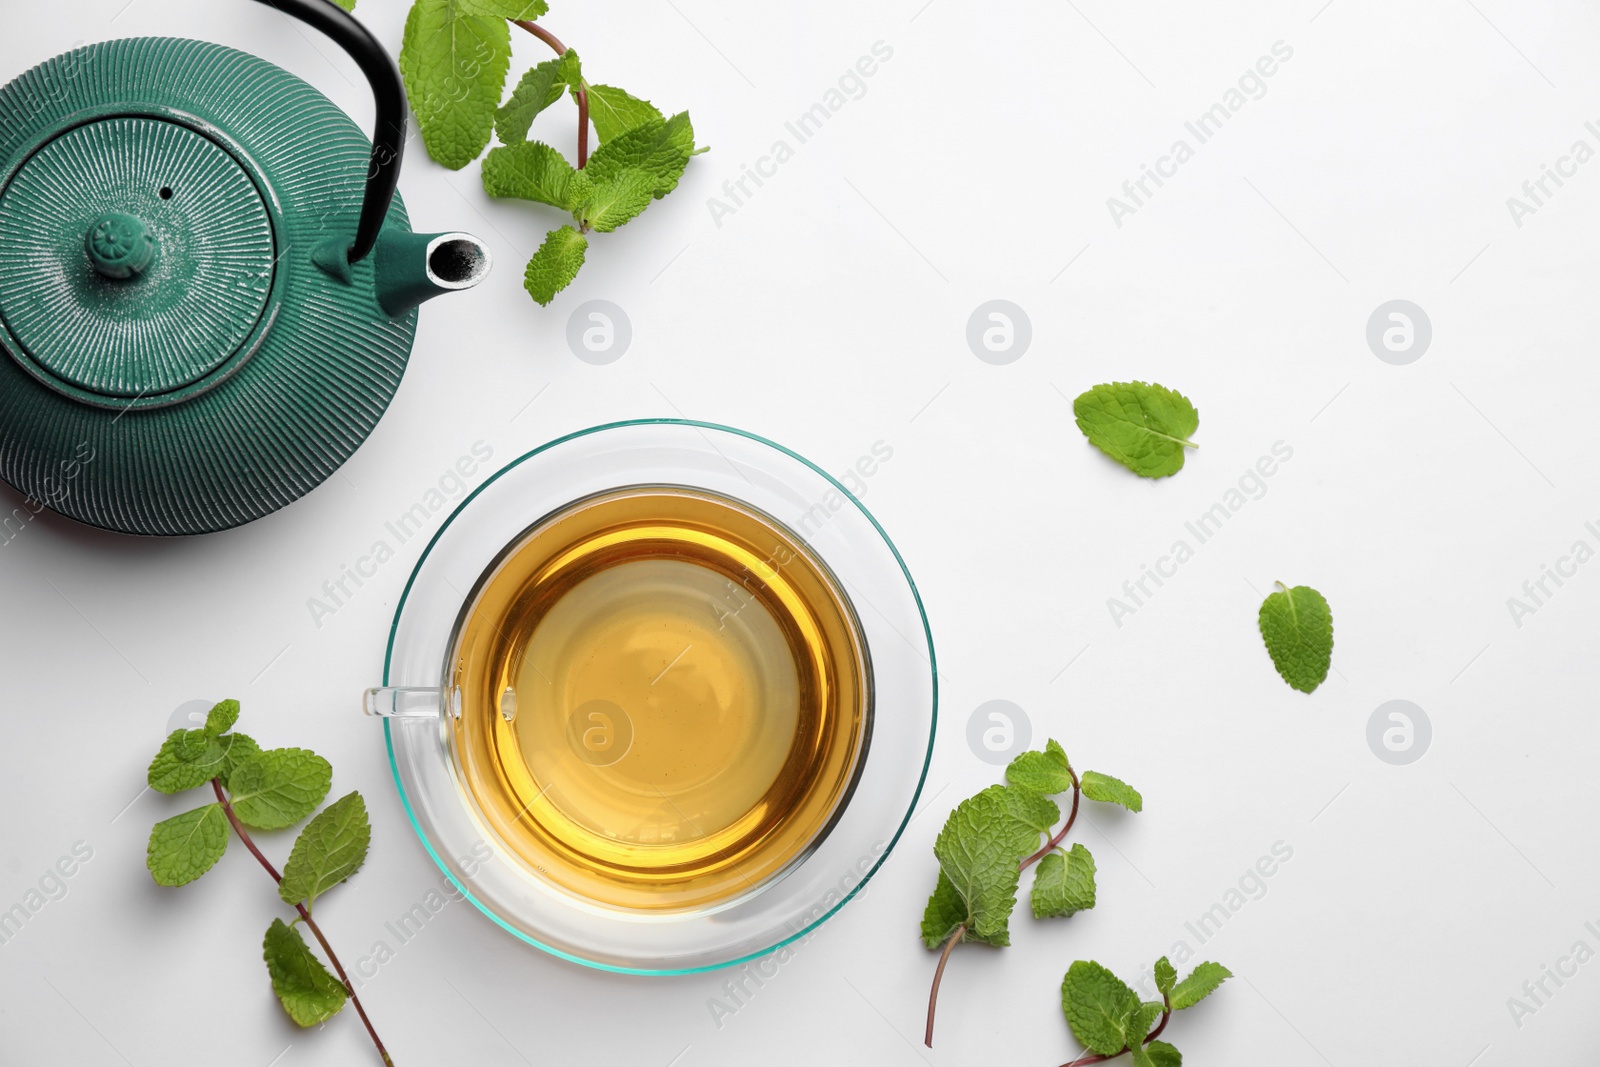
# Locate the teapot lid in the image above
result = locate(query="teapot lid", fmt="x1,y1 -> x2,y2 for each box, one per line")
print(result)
0,114 -> 278,405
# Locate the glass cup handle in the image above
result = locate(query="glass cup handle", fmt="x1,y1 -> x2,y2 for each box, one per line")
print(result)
363,686 -> 461,720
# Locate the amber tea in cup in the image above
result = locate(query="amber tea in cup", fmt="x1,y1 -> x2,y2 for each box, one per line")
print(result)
446,486 -> 870,911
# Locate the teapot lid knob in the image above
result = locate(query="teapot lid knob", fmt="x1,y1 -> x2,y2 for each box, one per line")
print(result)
85,212 -> 157,279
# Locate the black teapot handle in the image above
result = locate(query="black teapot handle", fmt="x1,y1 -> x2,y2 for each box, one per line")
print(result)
249,0 -> 405,264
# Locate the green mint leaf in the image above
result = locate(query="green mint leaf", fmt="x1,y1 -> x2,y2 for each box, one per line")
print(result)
495,54 -> 569,143
585,113 -> 696,200
1145,1040 -> 1183,1067
227,749 -> 332,830
1061,960 -> 1142,1056
919,869 -> 968,948
523,225 -> 587,305
557,48 -> 583,97
585,84 -> 664,142
279,792 -> 371,911
147,804 -> 228,886
1170,961 -> 1232,1010
203,699 -> 239,737
147,729 -> 228,794
482,140 -> 577,208
1080,771 -> 1143,813
1072,381 -> 1199,478
218,732 -> 260,781
997,784 -> 1059,836
1130,1000 -> 1165,1045
930,785 -> 1044,947
399,0 -> 512,170
573,168 -> 657,232
453,0 -> 548,16
1258,582 -> 1333,693
1006,738 -> 1074,795
263,918 -> 348,1027
1030,842 -> 1096,919
1154,956 -> 1177,998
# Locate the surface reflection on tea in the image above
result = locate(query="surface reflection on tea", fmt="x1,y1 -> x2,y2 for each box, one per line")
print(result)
452,487 -> 869,911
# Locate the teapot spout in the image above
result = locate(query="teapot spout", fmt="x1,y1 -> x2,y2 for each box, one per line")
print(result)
374,230 -> 491,317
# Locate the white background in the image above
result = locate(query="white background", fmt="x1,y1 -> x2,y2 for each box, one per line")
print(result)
1,1 -> 1596,1064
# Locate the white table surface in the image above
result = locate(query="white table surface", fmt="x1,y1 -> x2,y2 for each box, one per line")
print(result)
2,1 -> 1596,1064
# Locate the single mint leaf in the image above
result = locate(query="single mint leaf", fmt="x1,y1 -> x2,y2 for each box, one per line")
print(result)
1146,1040 -> 1183,1067
227,749 -> 332,830
920,869 -> 968,948
573,168 -> 657,232
218,732 -> 260,781
203,699 -> 239,737
147,804 -> 228,886
585,113 -> 696,200
1031,842 -> 1096,919
482,140 -> 577,208
495,54 -> 569,143
1080,771 -> 1142,813
1154,956 -> 1177,998
279,792 -> 371,911
1073,381 -> 1199,478
263,918 -> 348,1027
1170,961 -> 1232,1010
399,0 -> 512,170
931,785 -> 1042,947
1061,960 -> 1142,1056
997,785 -> 1059,837
1258,583 -> 1333,693
147,729 -> 228,794
585,84 -> 663,142
523,225 -> 587,305
1006,739 -> 1074,795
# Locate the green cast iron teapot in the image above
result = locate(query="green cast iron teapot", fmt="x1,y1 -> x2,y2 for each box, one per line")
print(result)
0,0 -> 491,536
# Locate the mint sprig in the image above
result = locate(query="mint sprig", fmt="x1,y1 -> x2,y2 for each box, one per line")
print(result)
144,700 -> 387,1065
922,739 -> 1141,1046
1060,957 -> 1232,1066
397,3 -> 705,305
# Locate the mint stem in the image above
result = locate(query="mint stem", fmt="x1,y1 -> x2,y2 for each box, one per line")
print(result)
211,779 -> 395,1066
924,922 -> 965,1047
1059,996 -> 1171,1067
512,19 -> 590,168
1022,769 -> 1081,871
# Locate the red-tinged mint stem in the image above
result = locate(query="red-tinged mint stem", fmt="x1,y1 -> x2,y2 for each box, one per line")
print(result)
927,769 -> 1084,1047
211,779 -> 394,1067
512,19 -> 590,169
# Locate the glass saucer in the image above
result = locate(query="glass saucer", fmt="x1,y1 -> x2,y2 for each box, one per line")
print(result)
377,420 -> 936,974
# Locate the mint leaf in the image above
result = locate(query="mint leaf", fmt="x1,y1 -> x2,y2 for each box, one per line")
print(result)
523,225 -> 587,305
1080,771 -> 1142,813
1031,842 -> 1096,919
997,785 -> 1059,837
574,168 -> 659,232
218,732 -> 260,781
1258,582 -> 1333,693
203,699 -> 239,737
1006,739 -> 1073,795
1170,962 -> 1232,1010
1130,1000 -> 1165,1045
931,785 -> 1044,947
147,729 -> 228,794
399,0 -> 512,170
1154,956 -> 1177,999
227,749 -> 332,830
263,918 -> 348,1027
279,792 -> 371,911
147,804 -> 228,886
1061,960 -> 1142,1056
495,54 -> 569,143
585,84 -> 663,142
1073,381 -> 1199,478
920,869 -> 968,948
483,140 -> 578,208
585,113 -> 696,199
1145,1040 -> 1182,1067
